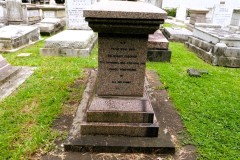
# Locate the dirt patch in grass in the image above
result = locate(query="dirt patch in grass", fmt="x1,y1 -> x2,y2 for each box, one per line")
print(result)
32,69 -> 196,160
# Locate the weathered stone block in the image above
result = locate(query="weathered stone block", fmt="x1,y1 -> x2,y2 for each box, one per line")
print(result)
81,122 -> 159,137
148,30 -> 169,50
0,25 -> 40,52
87,93 -> 154,123
40,30 -> 97,57
163,27 -> 193,42
147,50 -> 171,62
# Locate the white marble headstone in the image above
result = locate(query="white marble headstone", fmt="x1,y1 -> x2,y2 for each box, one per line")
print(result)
0,4 -> 4,22
230,9 -> 240,26
176,6 -> 187,21
212,4 -> 233,26
66,0 -> 93,30
6,0 -> 24,22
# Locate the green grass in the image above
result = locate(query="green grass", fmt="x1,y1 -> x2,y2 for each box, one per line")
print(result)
0,39 -> 97,159
0,40 -> 239,159
148,43 -> 240,159
162,23 -> 174,28
162,23 -> 186,28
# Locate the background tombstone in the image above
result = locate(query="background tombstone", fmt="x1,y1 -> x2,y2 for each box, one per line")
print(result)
66,0 -> 93,30
0,1 -> 6,27
40,5 -> 65,19
6,0 -> 27,24
0,25 -> 40,52
176,5 -> 187,22
40,0 -> 97,56
230,9 -> 240,26
186,26 -> 240,67
146,0 -> 163,8
229,8 -> 240,31
211,3 -> 233,27
189,9 -> 209,25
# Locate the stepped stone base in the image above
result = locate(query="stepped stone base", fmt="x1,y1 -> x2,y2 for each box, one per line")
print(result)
0,55 -> 34,101
186,27 -> 240,67
147,30 -> 171,62
0,25 -> 40,52
87,94 -> 154,123
64,69 -> 175,153
40,30 -> 97,57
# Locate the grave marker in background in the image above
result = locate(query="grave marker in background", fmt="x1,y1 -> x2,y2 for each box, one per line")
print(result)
40,0 -> 97,56
212,4 -> 233,26
230,8 -> 240,26
66,0 -> 93,30
189,9 -> 209,25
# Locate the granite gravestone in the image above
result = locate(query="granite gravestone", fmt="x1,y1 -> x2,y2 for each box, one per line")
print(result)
83,1 -> 166,135
66,0 -> 93,30
85,2 -> 166,97
64,2 -> 175,153
147,30 -> 172,62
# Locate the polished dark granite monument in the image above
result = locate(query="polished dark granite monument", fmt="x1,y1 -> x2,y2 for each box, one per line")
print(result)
65,1 -> 175,153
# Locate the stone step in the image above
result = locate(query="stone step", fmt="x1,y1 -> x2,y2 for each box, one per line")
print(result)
87,95 -> 155,123
0,66 -> 21,86
0,58 -> 8,69
148,30 -> 169,50
64,134 -> 175,154
80,122 -> 159,137
0,64 -> 11,73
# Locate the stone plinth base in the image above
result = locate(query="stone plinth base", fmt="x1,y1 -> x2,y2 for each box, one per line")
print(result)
163,27 -> 193,42
148,30 -> 171,62
0,25 -> 40,52
186,36 -> 240,67
87,95 -> 154,123
40,30 -> 97,57
81,70 -> 158,137
64,69 -> 175,153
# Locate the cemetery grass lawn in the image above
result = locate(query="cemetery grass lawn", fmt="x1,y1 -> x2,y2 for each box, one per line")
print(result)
148,42 -> 240,159
0,38 -> 97,159
0,40 -> 239,159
